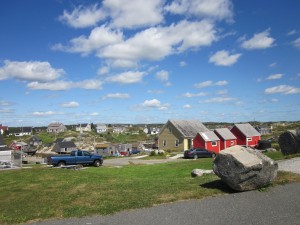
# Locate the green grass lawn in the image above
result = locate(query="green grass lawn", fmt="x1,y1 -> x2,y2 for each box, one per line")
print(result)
0,159 -> 300,225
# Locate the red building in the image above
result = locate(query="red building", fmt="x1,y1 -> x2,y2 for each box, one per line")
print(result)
231,123 -> 261,147
193,131 -> 220,154
214,128 -> 237,150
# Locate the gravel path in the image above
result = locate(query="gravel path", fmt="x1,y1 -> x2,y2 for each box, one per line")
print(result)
277,157 -> 300,174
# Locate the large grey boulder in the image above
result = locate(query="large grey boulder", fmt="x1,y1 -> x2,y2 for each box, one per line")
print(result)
213,145 -> 278,191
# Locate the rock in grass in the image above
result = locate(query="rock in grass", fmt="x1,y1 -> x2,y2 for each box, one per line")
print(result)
213,145 -> 278,191
191,169 -> 214,177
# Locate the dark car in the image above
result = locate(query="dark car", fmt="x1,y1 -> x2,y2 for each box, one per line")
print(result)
184,148 -> 216,159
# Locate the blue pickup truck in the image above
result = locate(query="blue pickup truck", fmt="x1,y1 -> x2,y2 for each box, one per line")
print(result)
47,150 -> 103,167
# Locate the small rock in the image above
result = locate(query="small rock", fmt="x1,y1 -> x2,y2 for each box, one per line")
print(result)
191,169 -> 214,177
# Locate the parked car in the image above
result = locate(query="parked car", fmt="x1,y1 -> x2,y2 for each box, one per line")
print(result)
47,150 -> 103,167
131,149 -> 141,154
184,148 -> 216,159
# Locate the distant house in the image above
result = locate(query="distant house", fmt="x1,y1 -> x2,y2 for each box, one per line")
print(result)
231,123 -> 261,147
52,140 -> 77,154
214,128 -> 237,150
112,126 -> 126,134
76,123 -> 92,132
47,123 -> 66,133
29,135 -> 42,147
0,124 -> 8,135
193,131 -> 220,154
96,124 -> 107,134
255,126 -> 271,135
144,126 -> 160,135
158,120 -> 209,151
9,127 -> 32,136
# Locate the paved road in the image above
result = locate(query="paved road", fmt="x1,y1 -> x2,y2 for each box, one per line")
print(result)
278,157 -> 300,174
26,182 -> 300,225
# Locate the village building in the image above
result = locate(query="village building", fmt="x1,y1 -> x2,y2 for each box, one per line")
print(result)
231,123 -> 261,147
214,128 -> 237,150
193,131 -> 221,154
158,120 -> 209,151
96,124 -> 107,134
47,123 -> 66,133
76,123 -> 92,132
52,140 -> 77,154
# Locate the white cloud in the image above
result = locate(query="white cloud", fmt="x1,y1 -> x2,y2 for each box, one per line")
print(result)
103,0 -> 164,29
183,104 -> 192,109
292,37 -> 300,49
59,4 -> 105,28
241,29 -> 275,50
52,25 -> 123,56
0,108 -> 13,114
139,99 -> 169,110
209,50 -> 241,66
215,80 -> 228,86
90,112 -> 99,116
102,93 -> 130,99
99,20 -> 217,65
0,60 -> 64,81
264,85 -> 300,95
27,79 -> 102,91
0,100 -> 13,106
61,101 -> 80,108
32,111 -> 61,116
156,70 -> 169,82
200,97 -> 236,103
147,89 -> 164,94
269,62 -> 277,68
165,0 -> 233,22
266,74 -> 284,80
179,61 -> 187,67
106,71 -> 145,84
194,80 -> 213,88
287,30 -> 297,36
194,80 -> 228,88
182,92 -> 207,97
98,66 -> 109,75
216,89 -> 228,95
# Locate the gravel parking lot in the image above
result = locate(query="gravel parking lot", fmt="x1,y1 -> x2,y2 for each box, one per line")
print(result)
277,157 -> 300,174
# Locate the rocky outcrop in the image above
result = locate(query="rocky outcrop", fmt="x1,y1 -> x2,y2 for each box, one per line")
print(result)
213,145 -> 278,191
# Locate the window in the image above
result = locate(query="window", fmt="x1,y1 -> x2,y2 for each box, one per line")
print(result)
77,151 -> 83,156
83,151 -> 90,156
247,137 -> 252,141
230,140 -> 235,145
168,126 -> 172,133
162,140 -> 167,147
211,141 -> 217,146
175,139 -> 179,147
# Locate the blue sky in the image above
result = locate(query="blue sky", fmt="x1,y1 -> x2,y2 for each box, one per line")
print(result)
0,0 -> 300,127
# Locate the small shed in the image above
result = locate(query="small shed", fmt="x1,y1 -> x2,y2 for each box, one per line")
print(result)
231,123 -> 261,147
214,128 -> 237,150
53,141 -> 77,154
193,131 -> 220,154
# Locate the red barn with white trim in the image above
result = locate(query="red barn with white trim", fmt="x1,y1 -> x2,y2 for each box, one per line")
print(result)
193,131 -> 220,154
214,128 -> 237,150
231,123 -> 261,147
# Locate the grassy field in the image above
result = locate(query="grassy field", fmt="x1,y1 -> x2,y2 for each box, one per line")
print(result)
0,159 -> 300,225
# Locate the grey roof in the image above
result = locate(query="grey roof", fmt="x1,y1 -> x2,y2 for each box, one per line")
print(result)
169,120 -> 209,138
57,141 -> 76,148
214,128 -> 236,140
199,131 -> 220,142
233,123 -> 261,137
